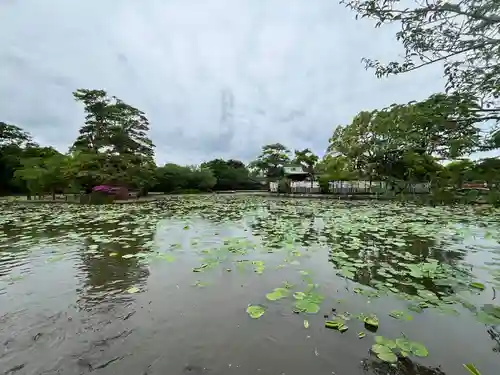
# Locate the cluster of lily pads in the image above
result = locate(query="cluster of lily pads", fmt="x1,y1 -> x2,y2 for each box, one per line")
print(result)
1,198 -> 499,374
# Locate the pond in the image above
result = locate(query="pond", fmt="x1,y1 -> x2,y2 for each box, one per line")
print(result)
1,196 -> 499,375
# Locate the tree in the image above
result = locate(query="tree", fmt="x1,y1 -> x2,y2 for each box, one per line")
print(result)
0,122 -> 35,148
473,158 -> 500,185
13,157 -> 47,199
201,158 -> 255,190
71,89 -> 113,153
370,150 -> 442,184
154,163 -> 191,193
293,148 -> 319,185
72,89 -> 154,158
40,153 -> 71,199
0,123 -> 37,194
316,155 -> 357,192
342,0 -> 500,127
328,94 -> 483,180
444,159 -> 476,187
188,167 -> 217,191
13,149 -> 72,200
71,89 -> 156,190
252,143 -> 291,179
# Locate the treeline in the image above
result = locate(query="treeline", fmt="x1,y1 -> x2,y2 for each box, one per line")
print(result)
0,89 -> 261,198
2,90 -> 500,200
3,0 -> 500,201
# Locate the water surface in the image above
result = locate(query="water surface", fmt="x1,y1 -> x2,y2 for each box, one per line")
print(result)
1,196 -> 499,375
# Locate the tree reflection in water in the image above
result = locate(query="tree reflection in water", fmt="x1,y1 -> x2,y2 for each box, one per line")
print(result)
487,325 -> 500,352
361,357 -> 446,375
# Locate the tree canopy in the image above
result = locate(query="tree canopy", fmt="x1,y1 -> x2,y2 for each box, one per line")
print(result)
341,0 -> 500,147
2,80 -> 500,202
1,89 -> 261,198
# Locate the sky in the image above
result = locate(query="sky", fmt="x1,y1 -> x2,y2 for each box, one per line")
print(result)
0,0 -> 449,165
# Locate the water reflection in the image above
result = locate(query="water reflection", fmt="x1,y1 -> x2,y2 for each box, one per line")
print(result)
362,357 -> 446,375
1,198 -> 500,375
487,326 -> 500,352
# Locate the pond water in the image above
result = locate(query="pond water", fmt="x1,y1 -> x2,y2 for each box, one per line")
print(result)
1,196 -> 500,375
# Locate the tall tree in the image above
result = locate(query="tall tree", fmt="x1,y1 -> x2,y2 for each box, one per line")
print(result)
293,148 -> 319,185
71,89 -> 155,189
71,90 -> 112,152
201,158 -> 254,190
0,122 -> 35,148
328,93 -> 483,178
252,143 -> 291,179
342,0 -> 500,138
72,89 -> 154,157
0,123 -> 38,194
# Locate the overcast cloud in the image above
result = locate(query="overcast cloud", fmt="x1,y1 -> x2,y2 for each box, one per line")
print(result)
0,0 -> 446,165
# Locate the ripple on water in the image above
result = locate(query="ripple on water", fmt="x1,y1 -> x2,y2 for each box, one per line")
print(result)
0,198 -> 499,375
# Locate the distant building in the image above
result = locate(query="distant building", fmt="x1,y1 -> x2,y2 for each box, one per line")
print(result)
283,164 -> 309,181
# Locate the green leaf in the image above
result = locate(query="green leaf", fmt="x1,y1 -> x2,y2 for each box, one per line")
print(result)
463,363 -> 482,375
389,310 -> 412,320
295,300 -> 320,314
377,351 -> 398,363
266,287 -> 290,301
127,286 -> 140,294
325,319 -> 348,332
340,267 -> 355,279
358,332 -> 366,339
246,305 -> 265,319
395,338 -> 412,352
375,336 -> 396,349
364,315 -> 379,328
371,344 -> 398,363
371,344 -> 388,354
293,292 -> 306,300
410,341 -> 429,357
304,319 -> 309,329
470,282 -> 485,290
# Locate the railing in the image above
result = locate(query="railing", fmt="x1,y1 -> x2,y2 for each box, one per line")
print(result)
269,180 -> 431,194
328,181 -> 431,194
269,181 -> 321,194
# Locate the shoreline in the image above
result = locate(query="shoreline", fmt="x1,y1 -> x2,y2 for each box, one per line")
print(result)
0,191 -> 490,205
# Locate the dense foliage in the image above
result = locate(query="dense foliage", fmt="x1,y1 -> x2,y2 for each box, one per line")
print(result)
0,90 -> 260,198
340,0 -> 500,145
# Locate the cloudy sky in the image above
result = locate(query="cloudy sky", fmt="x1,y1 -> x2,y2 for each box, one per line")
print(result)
0,0 -> 446,165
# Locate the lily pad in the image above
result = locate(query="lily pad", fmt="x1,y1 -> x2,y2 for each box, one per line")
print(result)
371,344 -> 398,363
325,319 -> 348,332
375,336 -> 396,349
246,305 -> 265,319
389,310 -> 412,320
364,315 -> 379,329
266,287 -> 290,301
470,282 -> 485,290
463,363 -> 482,375
293,292 -> 306,300
410,341 -> 429,357
295,300 -> 320,314
395,338 -> 412,352
126,286 -> 140,294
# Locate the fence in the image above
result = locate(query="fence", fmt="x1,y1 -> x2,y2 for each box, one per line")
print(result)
269,181 -> 321,194
269,180 -> 431,194
328,181 -> 431,194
